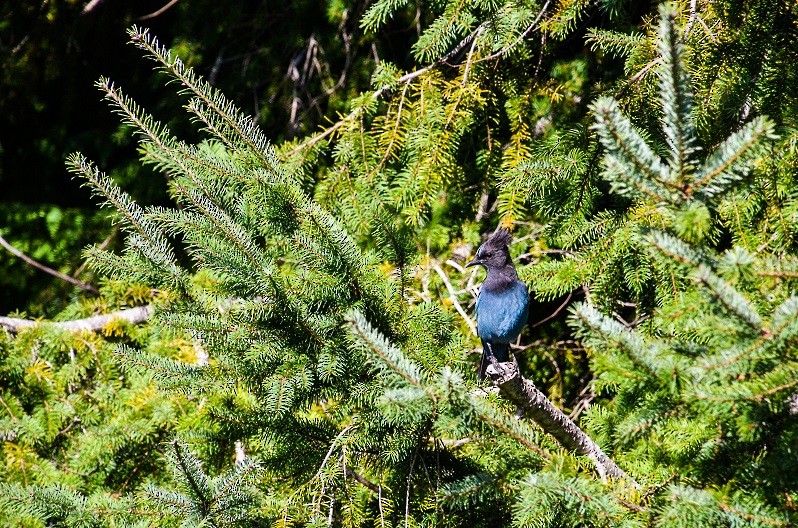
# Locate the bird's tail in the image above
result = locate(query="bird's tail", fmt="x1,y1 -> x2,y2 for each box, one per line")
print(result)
478,342 -> 510,382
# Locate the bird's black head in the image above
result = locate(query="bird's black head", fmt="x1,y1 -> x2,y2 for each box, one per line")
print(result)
465,228 -> 512,270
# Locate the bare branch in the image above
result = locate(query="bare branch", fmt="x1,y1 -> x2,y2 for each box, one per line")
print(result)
614,58 -> 660,100
1,305 -> 152,334
432,263 -> 478,336
461,25 -> 483,87
486,358 -> 636,485
82,0 -> 106,14
0,233 -> 98,293
684,0 -> 698,40
139,0 -> 180,20
344,467 -> 379,493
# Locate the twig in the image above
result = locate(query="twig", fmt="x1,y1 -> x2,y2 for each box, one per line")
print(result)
307,16 -> 355,108
569,378 -> 596,420
432,263 -> 478,336
328,489 -> 335,526
82,0 -> 106,13
461,25 -> 483,87
313,423 -> 356,484
0,233 -> 98,293
684,0 -> 698,40
1,305 -> 152,334
530,291 -> 572,328
378,485 -> 385,528
614,58 -> 660,99
696,15 -> 719,43
139,0 -> 180,20
485,358 -> 636,485
405,450 -> 417,528
344,467 -> 379,493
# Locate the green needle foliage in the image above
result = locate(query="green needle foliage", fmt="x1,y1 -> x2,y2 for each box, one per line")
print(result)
0,283 -> 204,527
2,0 -> 798,527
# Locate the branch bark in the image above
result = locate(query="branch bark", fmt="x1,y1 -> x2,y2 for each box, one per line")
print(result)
82,0 -> 106,13
1,305 -> 152,334
486,358 -> 636,485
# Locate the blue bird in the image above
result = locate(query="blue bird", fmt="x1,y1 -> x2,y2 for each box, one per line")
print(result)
466,228 -> 529,380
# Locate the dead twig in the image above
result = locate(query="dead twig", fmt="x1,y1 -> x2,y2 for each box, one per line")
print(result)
1,305 -> 152,334
432,263 -> 478,336
530,291 -> 573,328
0,233 -> 98,293
139,0 -> 180,20
82,0 -> 106,13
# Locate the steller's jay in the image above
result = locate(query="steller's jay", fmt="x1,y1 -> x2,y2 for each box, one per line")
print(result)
466,228 -> 529,381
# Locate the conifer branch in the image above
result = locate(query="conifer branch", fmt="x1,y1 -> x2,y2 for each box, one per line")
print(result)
1,305 -> 152,333
286,22 -> 485,157
347,311 -> 430,391
170,440 -> 211,517
477,0 -> 551,63
68,153 -> 174,259
462,388 -> 552,458
96,82 -> 269,273
658,3 -> 698,176
128,27 -> 281,172
485,359 -> 635,484
694,265 -> 763,330
591,97 -> 678,201
691,116 -> 775,198
570,302 -> 660,378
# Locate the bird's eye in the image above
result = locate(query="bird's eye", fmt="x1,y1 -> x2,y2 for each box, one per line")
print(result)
485,251 -> 493,258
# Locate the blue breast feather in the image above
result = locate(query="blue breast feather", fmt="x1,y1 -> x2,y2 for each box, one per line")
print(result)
476,281 -> 529,343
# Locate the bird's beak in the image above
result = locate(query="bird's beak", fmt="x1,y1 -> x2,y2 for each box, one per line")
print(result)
465,258 -> 481,268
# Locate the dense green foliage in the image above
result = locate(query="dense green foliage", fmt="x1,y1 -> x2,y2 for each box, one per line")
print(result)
2,0 -> 798,526
0,283 -> 204,526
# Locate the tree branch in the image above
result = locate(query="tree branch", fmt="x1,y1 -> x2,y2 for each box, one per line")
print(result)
1,305 -> 152,334
0,233 -> 98,293
476,0 -> 551,63
82,0 -> 106,14
432,263 -> 477,336
139,0 -> 180,20
486,358 -> 636,485
344,467 -> 379,493
285,2 -> 555,159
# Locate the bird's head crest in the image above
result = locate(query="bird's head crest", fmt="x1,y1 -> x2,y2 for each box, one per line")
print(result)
486,228 -> 512,249
466,227 -> 513,270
